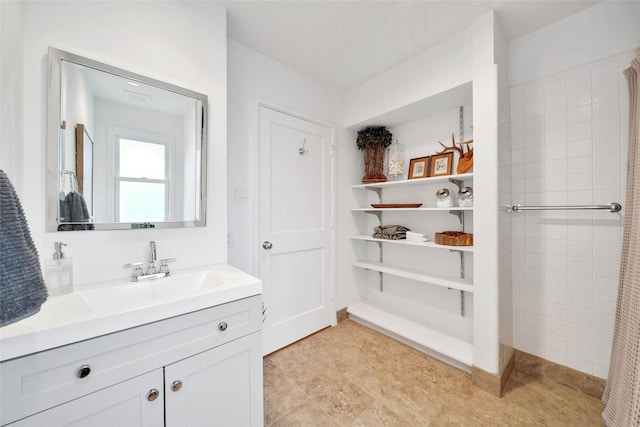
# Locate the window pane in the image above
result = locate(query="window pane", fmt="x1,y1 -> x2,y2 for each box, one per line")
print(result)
119,181 -> 165,222
119,138 -> 165,179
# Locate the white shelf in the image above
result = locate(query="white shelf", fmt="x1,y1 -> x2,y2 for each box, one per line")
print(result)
352,207 -> 473,212
352,173 -> 473,190
347,302 -> 473,369
353,260 -> 473,293
350,235 -> 474,252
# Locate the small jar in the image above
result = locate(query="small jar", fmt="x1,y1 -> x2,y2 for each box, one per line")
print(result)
458,187 -> 473,207
436,188 -> 454,208
387,140 -> 405,181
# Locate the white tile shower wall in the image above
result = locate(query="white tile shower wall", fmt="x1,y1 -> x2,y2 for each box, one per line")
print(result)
511,50 -> 632,378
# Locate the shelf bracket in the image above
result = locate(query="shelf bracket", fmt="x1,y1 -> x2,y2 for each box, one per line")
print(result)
450,248 -> 466,316
377,239 -> 384,292
448,178 -> 464,192
459,106 -> 464,143
364,210 -> 382,226
364,268 -> 384,292
368,198 -> 383,291
449,249 -> 465,279
448,210 -> 464,231
445,287 -> 465,317
365,187 -> 382,203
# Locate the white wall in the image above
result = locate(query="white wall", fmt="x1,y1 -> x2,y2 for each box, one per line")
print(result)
0,1 -> 24,194
509,1 -> 640,377
494,13 -> 514,373
226,40 -> 359,309
470,11 -> 502,374
509,1 -> 640,86
344,29 -> 472,129
17,1 -> 227,287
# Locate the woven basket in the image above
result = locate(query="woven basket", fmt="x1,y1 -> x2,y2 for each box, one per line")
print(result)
434,231 -> 473,246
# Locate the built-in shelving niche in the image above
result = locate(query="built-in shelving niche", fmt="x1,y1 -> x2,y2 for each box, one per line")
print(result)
348,101 -> 476,371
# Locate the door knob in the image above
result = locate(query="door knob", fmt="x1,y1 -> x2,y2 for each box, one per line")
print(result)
147,389 -> 160,401
262,241 -> 273,250
76,364 -> 91,379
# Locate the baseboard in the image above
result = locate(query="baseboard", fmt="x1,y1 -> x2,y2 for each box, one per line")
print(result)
515,350 -> 605,399
471,350 -> 515,397
336,307 -> 348,323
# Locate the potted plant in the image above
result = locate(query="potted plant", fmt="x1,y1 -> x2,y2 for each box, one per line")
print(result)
357,126 -> 392,183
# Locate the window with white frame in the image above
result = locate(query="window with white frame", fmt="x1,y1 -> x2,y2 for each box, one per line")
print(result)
116,137 -> 169,222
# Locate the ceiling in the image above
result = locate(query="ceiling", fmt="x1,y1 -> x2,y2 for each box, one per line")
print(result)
222,0 -> 600,91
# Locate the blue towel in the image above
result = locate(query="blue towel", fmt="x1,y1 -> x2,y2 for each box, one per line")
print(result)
58,191 -> 94,231
0,170 -> 48,327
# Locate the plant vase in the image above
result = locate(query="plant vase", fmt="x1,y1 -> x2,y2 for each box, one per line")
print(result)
357,126 -> 393,184
362,143 -> 387,183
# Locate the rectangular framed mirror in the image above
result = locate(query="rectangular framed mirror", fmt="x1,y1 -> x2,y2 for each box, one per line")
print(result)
47,47 -> 208,231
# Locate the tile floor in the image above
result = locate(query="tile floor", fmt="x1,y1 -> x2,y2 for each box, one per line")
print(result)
263,319 -> 605,426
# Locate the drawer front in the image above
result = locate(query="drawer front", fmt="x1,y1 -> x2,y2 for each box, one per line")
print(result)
0,295 -> 261,425
7,369 -> 165,427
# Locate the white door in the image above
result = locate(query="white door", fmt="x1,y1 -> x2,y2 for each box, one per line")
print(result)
164,332 -> 263,427
258,106 -> 334,355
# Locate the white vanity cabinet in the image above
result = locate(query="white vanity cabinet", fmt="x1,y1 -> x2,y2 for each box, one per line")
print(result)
165,331 -> 261,426
8,370 -> 165,427
1,295 -> 263,427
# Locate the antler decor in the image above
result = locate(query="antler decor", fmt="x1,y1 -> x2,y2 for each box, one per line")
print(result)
436,133 -> 474,174
437,134 -> 464,156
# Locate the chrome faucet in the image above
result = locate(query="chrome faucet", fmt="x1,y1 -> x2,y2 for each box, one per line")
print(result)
125,241 -> 175,282
148,241 -> 157,274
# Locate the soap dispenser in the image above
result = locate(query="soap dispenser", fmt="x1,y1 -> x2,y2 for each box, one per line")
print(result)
44,242 -> 73,296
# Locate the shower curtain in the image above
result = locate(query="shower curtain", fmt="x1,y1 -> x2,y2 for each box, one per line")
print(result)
602,48 -> 640,426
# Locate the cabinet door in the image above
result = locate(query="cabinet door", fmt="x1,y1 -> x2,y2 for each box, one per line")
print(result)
9,369 -> 164,427
165,331 -> 263,427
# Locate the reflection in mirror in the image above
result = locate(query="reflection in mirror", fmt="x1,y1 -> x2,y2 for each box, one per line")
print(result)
75,124 -> 93,215
47,47 -> 208,231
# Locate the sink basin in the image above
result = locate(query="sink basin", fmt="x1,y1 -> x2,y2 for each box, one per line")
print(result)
80,270 -> 225,312
0,263 -> 262,363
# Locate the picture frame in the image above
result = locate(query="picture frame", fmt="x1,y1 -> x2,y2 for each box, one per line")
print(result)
408,156 -> 430,179
429,152 -> 454,177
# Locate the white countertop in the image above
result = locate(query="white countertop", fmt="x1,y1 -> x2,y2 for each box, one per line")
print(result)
0,264 -> 262,362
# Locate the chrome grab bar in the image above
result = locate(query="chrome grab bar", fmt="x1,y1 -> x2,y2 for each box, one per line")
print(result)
510,202 -> 622,213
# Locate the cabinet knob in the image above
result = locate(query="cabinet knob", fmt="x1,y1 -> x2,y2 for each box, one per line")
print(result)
76,364 -> 91,379
218,321 -> 228,332
262,241 -> 273,250
171,380 -> 183,392
147,389 -> 160,402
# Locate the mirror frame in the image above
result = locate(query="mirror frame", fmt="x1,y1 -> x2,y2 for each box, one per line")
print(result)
47,47 -> 208,231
